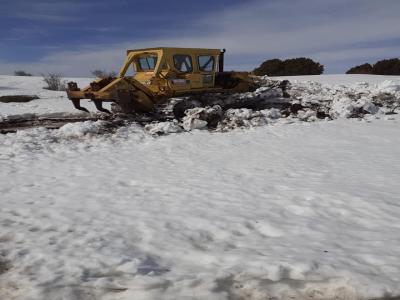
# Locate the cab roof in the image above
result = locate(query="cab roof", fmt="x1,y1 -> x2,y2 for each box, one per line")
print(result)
127,47 -> 221,55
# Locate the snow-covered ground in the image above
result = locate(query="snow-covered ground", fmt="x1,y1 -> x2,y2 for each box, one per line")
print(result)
0,75 -> 98,118
1,75 -> 400,300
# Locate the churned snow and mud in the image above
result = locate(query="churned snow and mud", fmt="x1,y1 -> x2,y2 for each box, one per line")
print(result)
147,75 -> 400,134
1,75 -> 400,300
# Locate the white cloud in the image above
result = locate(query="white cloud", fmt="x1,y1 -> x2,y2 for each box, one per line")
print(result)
13,1 -> 97,23
16,13 -> 81,22
310,46 -> 400,63
1,0 -> 400,75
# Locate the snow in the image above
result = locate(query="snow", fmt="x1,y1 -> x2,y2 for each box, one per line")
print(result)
0,75 -> 109,118
58,121 -> 110,138
275,76 -> 400,121
145,121 -> 183,135
161,76 -> 400,134
1,75 -> 400,300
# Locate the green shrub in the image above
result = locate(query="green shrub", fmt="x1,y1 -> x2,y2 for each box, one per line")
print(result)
372,59 -> 400,75
14,70 -> 32,76
91,69 -> 117,78
254,58 -> 324,76
346,63 -> 373,74
253,59 -> 284,76
42,73 -> 66,91
346,59 -> 400,75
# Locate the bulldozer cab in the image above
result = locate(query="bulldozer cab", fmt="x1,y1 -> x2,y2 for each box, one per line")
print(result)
118,47 -> 221,92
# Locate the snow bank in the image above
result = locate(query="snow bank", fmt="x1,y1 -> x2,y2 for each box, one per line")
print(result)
145,121 -> 182,135
151,78 -> 399,134
1,117 -> 400,300
289,79 -> 400,118
58,121 -> 108,138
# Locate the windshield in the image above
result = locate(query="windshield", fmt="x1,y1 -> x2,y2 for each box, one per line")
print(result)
137,55 -> 158,71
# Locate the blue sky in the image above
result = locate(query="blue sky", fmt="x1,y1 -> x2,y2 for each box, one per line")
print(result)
0,0 -> 399,76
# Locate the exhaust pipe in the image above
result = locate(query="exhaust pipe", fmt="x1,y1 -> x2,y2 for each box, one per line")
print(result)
219,49 -> 226,72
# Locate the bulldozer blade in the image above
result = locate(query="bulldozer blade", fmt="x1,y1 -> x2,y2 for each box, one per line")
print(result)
116,90 -> 135,113
93,100 -> 111,114
71,99 -> 89,113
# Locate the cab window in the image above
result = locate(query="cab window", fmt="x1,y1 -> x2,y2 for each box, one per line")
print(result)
173,55 -> 193,73
137,56 -> 158,71
198,55 -> 214,72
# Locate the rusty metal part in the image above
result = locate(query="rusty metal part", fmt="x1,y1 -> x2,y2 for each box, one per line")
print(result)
71,99 -> 90,113
93,100 -> 111,114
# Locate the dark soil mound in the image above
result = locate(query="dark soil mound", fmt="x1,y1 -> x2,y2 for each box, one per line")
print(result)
0,95 -> 39,103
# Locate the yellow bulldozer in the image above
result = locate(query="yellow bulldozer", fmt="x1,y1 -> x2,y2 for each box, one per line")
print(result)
66,47 -> 259,115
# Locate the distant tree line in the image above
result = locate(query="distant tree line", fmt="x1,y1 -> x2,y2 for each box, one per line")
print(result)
91,69 -> 117,78
253,57 -> 400,76
346,58 -> 400,75
253,58 -> 324,76
14,70 -> 32,76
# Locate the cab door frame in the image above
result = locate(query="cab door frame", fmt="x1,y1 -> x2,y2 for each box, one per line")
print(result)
168,53 -> 193,91
196,54 -> 216,89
